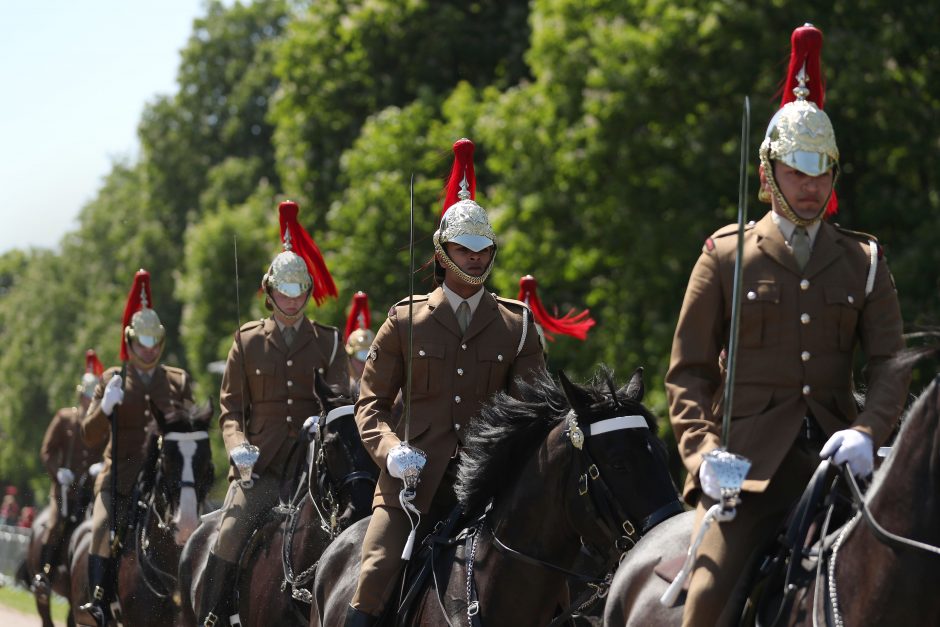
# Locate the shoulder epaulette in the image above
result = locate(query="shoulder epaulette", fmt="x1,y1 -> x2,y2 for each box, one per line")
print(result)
390,294 -> 430,317
834,225 -> 884,259
494,296 -> 530,311
703,222 -> 755,252
162,365 -> 188,377
239,319 -> 264,333
312,320 -> 339,333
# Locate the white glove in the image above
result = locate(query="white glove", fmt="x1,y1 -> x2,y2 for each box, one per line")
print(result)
386,444 -> 426,480
820,429 -> 874,477
302,416 -> 319,438
698,457 -> 721,500
89,462 -> 104,477
56,468 -> 74,485
101,375 -> 124,415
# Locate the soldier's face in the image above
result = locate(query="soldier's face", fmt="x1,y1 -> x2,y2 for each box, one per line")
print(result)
765,162 -> 834,220
443,243 -> 494,278
131,340 -> 162,365
271,289 -> 308,315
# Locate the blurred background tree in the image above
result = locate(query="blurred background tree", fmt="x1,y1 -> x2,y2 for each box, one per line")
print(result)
1,0 -> 936,497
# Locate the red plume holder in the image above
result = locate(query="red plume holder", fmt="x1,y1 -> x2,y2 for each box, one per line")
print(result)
518,275 -> 595,341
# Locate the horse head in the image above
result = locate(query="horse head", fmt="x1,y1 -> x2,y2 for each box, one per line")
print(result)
142,400 -> 214,546
311,372 -> 378,533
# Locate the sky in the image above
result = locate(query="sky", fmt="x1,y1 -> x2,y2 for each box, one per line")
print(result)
0,0 -> 216,255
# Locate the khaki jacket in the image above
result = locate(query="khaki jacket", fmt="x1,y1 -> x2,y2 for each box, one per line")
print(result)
219,317 -> 350,478
83,365 -> 194,495
667,212 -> 909,498
357,287 -> 546,512
41,407 -> 106,484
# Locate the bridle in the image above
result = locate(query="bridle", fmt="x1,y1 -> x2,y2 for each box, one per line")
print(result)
135,430 -> 210,599
462,408 -> 683,627
279,404 -> 377,606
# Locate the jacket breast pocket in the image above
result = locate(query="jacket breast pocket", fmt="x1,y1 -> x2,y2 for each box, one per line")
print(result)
477,346 -> 512,396
738,281 -> 779,348
824,287 -> 861,351
252,363 -> 278,400
411,343 -> 446,397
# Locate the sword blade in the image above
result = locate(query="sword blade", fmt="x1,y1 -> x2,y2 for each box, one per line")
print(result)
404,172 -> 416,444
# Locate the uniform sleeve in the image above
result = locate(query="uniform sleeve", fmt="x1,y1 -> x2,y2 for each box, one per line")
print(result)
219,337 -> 248,456
179,369 -> 195,409
326,329 -> 351,398
40,413 -> 62,480
355,315 -> 404,470
852,255 -> 910,444
665,250 -> 726,481
82,374 -> 113,448
509,313 -> 547,398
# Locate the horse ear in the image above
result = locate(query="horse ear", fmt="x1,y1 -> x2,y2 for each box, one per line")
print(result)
192,399 -> 214,429
313,370 -> 332,410
150,400 -> 168,433
617,367 -> 645,402
558,370 -> 592,414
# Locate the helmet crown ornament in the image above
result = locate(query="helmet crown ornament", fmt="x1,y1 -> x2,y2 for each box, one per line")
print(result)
121,269 -> 165,364
517,275 -> 596,341
433,139 -> 497,285
759,23 -> 839,220
263,201 -> 337,304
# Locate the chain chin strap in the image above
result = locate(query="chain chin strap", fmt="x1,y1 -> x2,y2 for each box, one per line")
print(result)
759,152 -> 835,227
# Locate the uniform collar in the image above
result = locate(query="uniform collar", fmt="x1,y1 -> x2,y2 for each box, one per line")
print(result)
772,210 -> 821,247
441,282 -> 485,316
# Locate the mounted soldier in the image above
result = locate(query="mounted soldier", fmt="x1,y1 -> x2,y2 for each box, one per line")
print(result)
80,269 -> 195,626
665,24 -> 910,626
344,138 -> 547,625
32,349 -> 108,595
344,290 -> 376,400
199,200 -> 350,627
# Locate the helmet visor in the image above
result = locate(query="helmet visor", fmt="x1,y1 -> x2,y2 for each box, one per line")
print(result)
273,282 -> 305,298
779,150 -> 835,177
450,234 -> 494,252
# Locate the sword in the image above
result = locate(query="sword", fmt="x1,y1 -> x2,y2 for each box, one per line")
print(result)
232,235 -> 259,488
404,172 -> 416,445
721,95 -> 751,448
110,361 -> 126,554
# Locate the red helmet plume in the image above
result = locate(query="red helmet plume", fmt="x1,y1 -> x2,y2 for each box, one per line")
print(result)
518,275 -> 595,341
779,24 -> 825,109
120,269 -> 154,361
344,291 -> 372,342
276,201 -> 337,305
85,349 -> 104,377
441,138 -> 477,218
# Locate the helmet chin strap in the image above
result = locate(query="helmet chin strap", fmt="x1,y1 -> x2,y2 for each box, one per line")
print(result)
433,241 -> 496,286
268,289 -> 311,324
761,153 -> 836,227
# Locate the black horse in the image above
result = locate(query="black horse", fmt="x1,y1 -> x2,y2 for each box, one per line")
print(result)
180,373 -> 378,627
70,401 -> 215,626
604,373 -> 940,626
311,367 -> 684,626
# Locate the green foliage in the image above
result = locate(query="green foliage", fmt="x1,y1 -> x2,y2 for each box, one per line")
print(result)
3,0 -> 939,497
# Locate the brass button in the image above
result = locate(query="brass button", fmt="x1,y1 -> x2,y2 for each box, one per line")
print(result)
318,368 -> 325,374
497,354 -> 504,362
287,380 -> 293,387
144,409 -> 150,417
286,360 -> 293,367
800,313 -> 810,324
418,350 -> 426,357
455,424 -> 461,431
800,279 -> 810,291
287,399 -> 293,405
802,385 -> 811,395
847,295 -> 855,304
255,369 -> 261,375
286,416 -> 292,423
144,394 -> 150,401
461,344 -> 467,350
457,368 -> 464,376
455,395 -> 462,404
801,351 -> 811,362
746,291 -> 757,301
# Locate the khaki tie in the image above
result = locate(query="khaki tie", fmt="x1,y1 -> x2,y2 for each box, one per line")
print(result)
456,301 -> 471,334
791,227 -> 811,271
282,325 -> 296,346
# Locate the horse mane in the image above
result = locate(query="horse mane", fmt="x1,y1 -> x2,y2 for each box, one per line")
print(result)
455,367 -> 657,516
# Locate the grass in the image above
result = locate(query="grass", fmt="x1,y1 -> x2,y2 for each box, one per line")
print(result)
0,579 -> 69,624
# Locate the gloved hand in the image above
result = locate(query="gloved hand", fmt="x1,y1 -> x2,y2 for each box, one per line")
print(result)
820,429 -> 874,477
386,443 -> 426,480
698,457 -> 722,500
89,462 -> 104,477
56,468 -> 74,485
101,375 -> 124,415
302,416 -> 319,438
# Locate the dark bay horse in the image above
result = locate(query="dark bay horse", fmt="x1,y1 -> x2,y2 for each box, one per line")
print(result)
20,466 -> 97,627
311,367 -> 684,626
179,374 -> 378,627
604,373 -> 940,626
70,402 -> 214,626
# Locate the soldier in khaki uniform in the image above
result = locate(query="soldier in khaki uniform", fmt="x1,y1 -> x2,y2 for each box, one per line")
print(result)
33,350 -> 108,594
199,200 -> 349,627
80,270 -> 194,626
345,139 -> 546,626
344,291 -> 376,400
667,25 -> 910,626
